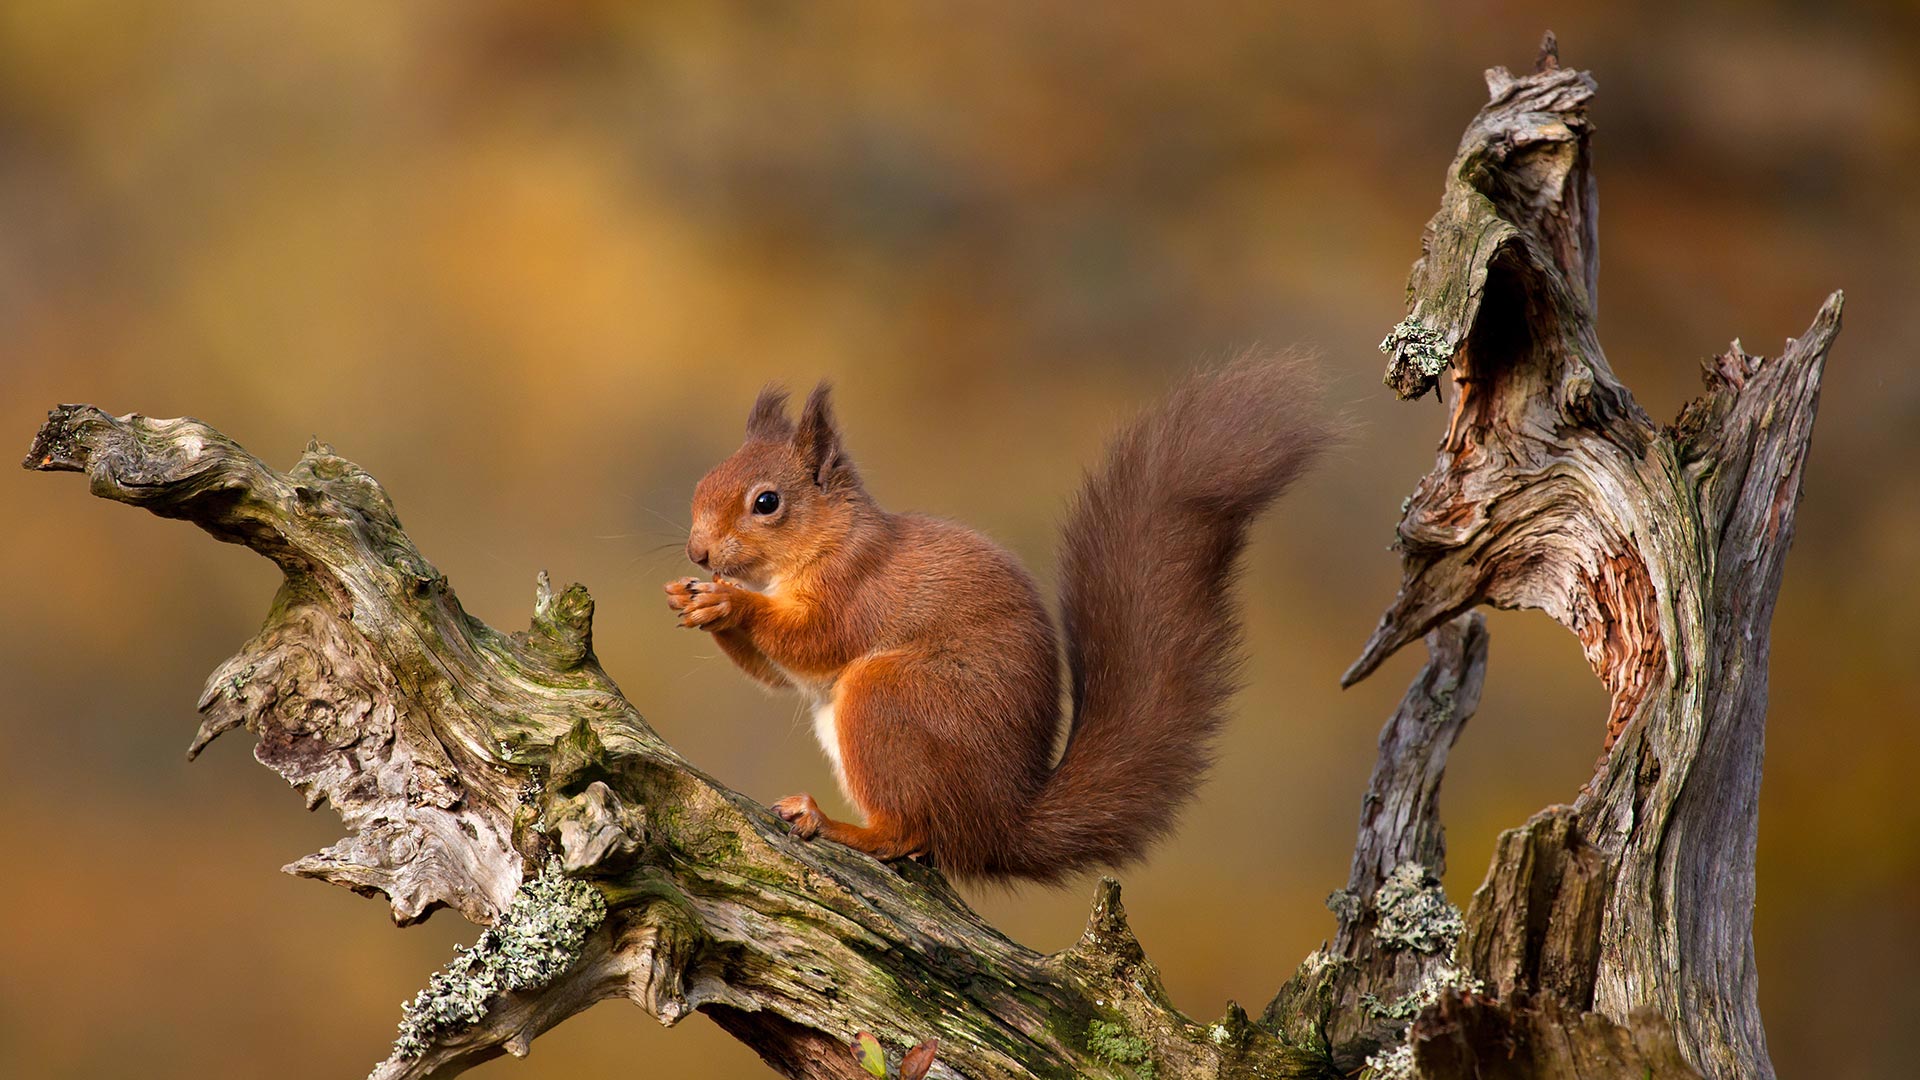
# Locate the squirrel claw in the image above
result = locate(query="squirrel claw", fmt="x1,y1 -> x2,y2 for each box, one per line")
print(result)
673,577 -> 743,630
663,577 -> 702,613
772,793 -> 824,840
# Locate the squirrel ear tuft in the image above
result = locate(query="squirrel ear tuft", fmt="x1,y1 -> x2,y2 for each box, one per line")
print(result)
746,383 -> 794,441
795,380 -> 850,488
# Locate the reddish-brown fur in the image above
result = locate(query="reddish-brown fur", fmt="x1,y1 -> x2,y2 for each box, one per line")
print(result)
665,356 -> 1329,882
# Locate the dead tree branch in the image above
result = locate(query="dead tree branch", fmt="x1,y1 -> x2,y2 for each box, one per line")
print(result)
25,37 -> 1829,1080
22,403 -> 1342,1079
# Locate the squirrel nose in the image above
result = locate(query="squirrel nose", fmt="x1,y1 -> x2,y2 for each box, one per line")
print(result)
687,539 -> 711,569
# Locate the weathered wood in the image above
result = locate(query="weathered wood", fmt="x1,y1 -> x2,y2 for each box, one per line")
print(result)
1265,614 -> 1488,1073
1410,991 -> 1700,1080
23,403 -> 1339,1080
23,35 -> 1826,1080
1346,37 -> 1836,1080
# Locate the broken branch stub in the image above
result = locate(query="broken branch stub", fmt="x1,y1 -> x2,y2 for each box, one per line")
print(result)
1266,614 -> 1489,1073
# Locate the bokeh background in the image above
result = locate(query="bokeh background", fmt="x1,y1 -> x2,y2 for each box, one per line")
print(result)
2,2 -> 1915,1077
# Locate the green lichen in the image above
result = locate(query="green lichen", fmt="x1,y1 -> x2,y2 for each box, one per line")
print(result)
221,662 -> 257,700
1358,868 -> 1483,1080
1361,1042 -> 1414,1080
1325,888 -> 1361,925
1359,960 -> 1484,1077
1361,959 -> 1483,1022
1087,1019 -> 1156,1080
1372,862 -> 1463,955
1379,317 -> 1452,379
391,859 -> 607,1059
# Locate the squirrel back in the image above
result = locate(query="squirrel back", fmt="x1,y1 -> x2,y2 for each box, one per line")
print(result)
668,354 -> 1330,882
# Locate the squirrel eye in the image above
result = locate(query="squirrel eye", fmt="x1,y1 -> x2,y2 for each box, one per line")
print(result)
752,490 -> 781,515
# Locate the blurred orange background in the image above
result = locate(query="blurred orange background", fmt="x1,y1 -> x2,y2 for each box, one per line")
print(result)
2,3 -> 1915,1078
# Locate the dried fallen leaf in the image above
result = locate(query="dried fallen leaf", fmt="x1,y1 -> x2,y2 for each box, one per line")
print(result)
851,1031 -> 886,1078
901,1038 -> 939,1080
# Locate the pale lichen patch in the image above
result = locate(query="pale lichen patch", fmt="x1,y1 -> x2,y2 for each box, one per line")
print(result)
1379,316 -> 1455,399
1359,864 -> 1481,1078
1372,862 -> 1463,955
1361,959 -> 1483,1022
391,860 -> 607,1059
1361,1041 -> 1414,1080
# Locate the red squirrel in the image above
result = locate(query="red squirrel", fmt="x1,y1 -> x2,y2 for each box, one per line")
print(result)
664,356 -> 1328,883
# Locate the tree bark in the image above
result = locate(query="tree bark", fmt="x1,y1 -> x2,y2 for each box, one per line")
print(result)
1348,36 -> 1836,1080
24,36 -> 1831,1080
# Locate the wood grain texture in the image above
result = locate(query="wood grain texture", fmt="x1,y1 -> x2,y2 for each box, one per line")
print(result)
1348,38 -> 1837,1080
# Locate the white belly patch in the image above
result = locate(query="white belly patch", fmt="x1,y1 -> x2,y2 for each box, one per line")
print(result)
811,702 -> 849,795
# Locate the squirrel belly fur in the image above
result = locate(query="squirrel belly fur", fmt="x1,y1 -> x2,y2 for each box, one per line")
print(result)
664,355 -> 1330,883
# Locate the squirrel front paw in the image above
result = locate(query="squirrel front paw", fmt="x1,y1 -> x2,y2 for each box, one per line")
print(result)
663,576 -> 701,613
665,577 -> 748,631
771,793 -> 825,840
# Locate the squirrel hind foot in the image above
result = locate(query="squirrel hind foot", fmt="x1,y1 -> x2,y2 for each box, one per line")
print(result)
772,794 -> 929,862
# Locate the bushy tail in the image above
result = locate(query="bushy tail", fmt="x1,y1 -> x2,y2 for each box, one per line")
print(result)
997,353 -> 1331,882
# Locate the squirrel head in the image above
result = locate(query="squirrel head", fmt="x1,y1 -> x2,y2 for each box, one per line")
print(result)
685,381 -> 866,589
